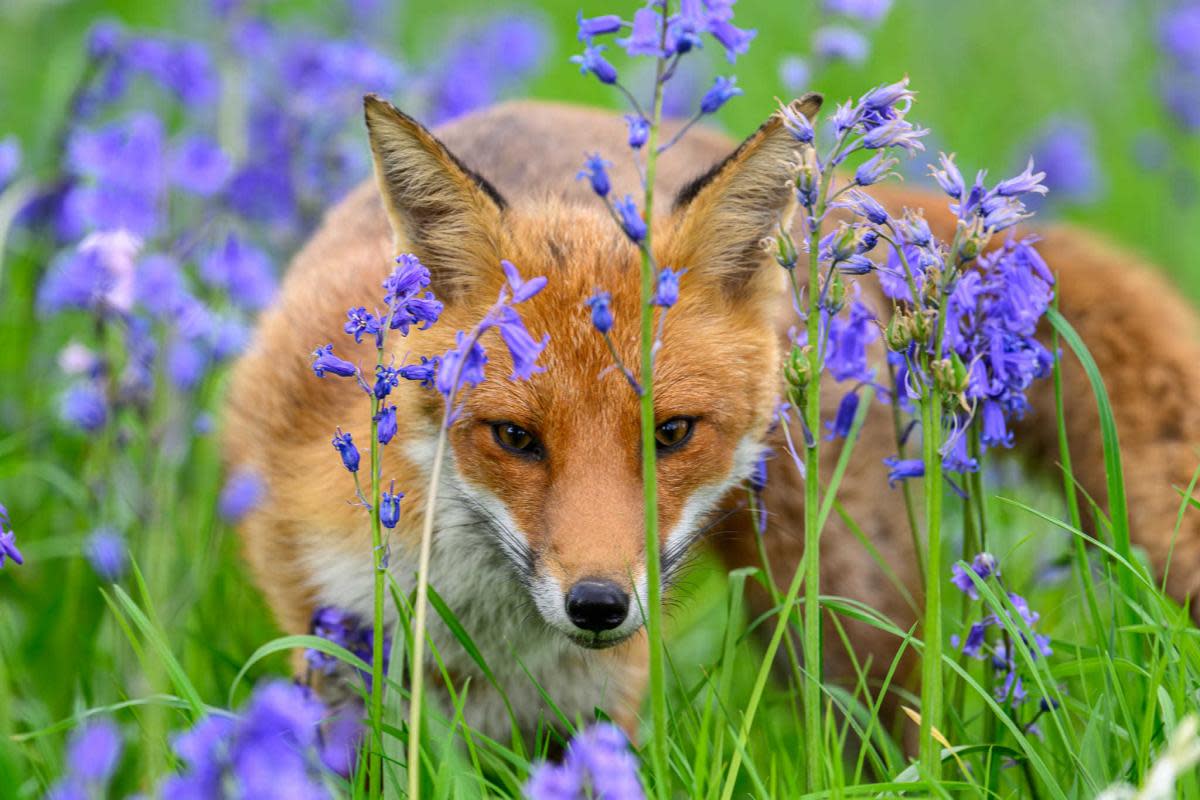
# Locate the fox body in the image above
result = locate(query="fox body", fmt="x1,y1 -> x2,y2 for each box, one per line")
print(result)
224,98 -> 1200,740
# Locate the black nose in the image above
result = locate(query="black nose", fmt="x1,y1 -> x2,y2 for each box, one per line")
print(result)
565,580 -> 630,633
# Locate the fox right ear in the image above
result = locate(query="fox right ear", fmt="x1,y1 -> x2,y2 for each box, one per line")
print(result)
363,94 -> 506,299
665,94 -> 822,299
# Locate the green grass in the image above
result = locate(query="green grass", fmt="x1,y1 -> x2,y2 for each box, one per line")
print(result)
2,0 -> 1200,797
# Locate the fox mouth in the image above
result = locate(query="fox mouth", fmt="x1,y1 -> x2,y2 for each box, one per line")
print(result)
567,630 -> 635,650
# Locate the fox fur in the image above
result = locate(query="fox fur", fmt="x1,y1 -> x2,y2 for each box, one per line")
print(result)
223,97 -> 1200,742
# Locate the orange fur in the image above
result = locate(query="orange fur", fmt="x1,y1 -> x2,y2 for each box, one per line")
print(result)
223,99 -> 1200,741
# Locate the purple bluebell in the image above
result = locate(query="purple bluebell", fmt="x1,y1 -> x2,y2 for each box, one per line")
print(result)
0,505 -> 21,568
587,291 -> 614,334
219,469 -> 265,523
619,7 -> 665,57
813,26 -> 869,65
929,152 -> 965,199
624,114 -> 650,149
210,316 -> 250,362
436,332 -> 489,399
854,151 -> 897,187
1160,72 -> 1200,131
778,56 -> 810,95
167,339 -> 208,391
87,18 -> 123,58
654,267 -> 684,308
577,154 -> 613,198
66,719 -> 123,785
994,159 -> 1048,198
62,113 -> 167,237
1160,1 -> 1200,72
376,404 -> 397,445
385,255 -> 442,334
700,76 -> 742,114
374,364 -> 400,399
332,429 -> 360,473
85,528 -> 128,582
399,355 -> 439,388
60,384 -> 108,432
344,307 -> 382,346
0,135 -> 20,191
526,722 -> 644,800
502,258 -> 548,303
884,456 -> 924,486
826,392 -> 860,439
311,344 -> 357,379
780,99 -> 815,143
708,17 -> 756,63
493,306 -> 549,380
578,12 -> 625,40
823,0 -> 893,24
40,231 -> 142,315
133,254 -> 188,318
840,189 -> 889,224
614,195 -> 647,243
199,234 -> 277,311
571,43 -> 619,85
861,117 -> 928,153
1024,118 -> 1101,204
951,552 -> 1000,599
825,300 -> 876,382
169,135 -> 232,196
380,485 -> 403,529
126,38 -> 218,107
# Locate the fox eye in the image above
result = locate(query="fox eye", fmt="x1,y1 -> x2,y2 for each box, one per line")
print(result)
492,422 -> 544,459
655,417 -> 695,453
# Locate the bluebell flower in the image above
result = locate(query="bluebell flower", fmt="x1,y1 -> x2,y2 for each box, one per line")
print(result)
169,135 -> 232,196
619,7 -> 666,57
839,189 -> 889,224
380,485 -> 403,529
587,291 -> 614,334
826,391 -> 860,439
1024,118 -> 1101,204
502,258 -> 548,303
526,722 -> 644,800
311,344 -> 357,378
344,307 -> 382,345
571,43 -> 619,84
994,158 -> 1048,197
40,231 -> 142,316
577,153 -> 613,198
777,55 -> 810,95
199,234 -> 276,311
854,151 -> 898,187
0,135 -> 20,192
0,504 -> 22,568
654,267 -> 684,308
980,399 -> 1013,448
951,552 -> 999,599
884,456 -> 924,486
955,620 -> 989,659
61,383 -> 108,432
86,18 -> 123,58
861,117 -> 928,153
167,339 -> 208,391
332,429 -> 360,473
374,364 -> 400,399
1159,1 -> 1200,73
578,12 -> 625,40
66,719 -> 123,787
493,306 -> 549,380
85,527 -> 128,582
436,331 -> 488,399
385,254 -> 442,333
624,114 -> 650,149
700,76 -> 742,114
133,254 -> 188,318
707,17 -> 756,63
825,300 -> 876,382
307,606 -> 389,686
399,355 -> 439,388
779,99 -> 815,144
929,152 -> 965,199
823,0 -> 893,25
219,469 -> 265,523
376,404 -> 397,445
210,316 -> 250,362
813,26 -> 869,65
614,194 -> 647,243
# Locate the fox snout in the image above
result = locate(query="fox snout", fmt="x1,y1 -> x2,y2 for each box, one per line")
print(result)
565,579 -> 630,634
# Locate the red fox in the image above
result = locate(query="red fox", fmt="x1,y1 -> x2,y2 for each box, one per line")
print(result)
224,96 -> 1200,740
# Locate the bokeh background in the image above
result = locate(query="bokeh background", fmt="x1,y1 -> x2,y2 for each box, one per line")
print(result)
2,0 -> 1198,292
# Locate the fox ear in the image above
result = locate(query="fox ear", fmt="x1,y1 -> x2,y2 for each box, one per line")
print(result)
363,94 -> 506,299
667,93 -> 822,298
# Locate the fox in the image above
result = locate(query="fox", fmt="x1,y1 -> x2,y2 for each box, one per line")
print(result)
223,94 -> 1200,742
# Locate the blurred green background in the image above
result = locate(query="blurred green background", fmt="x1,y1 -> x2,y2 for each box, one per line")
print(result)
2,0 -> 1198,294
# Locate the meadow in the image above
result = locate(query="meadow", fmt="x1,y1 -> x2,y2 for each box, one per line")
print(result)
1,0 -> 1199,798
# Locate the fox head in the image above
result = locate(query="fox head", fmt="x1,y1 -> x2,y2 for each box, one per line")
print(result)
363,94 -> 819,649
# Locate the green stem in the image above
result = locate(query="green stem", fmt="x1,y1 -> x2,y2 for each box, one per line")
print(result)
918,392 -> 944,781
886,358 -> 924,584
802,211 -> 824,793
369,384 -> 386,798
640,42 -> 669,798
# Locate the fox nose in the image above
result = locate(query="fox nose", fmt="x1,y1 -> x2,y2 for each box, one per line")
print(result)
565,580 -> 629,633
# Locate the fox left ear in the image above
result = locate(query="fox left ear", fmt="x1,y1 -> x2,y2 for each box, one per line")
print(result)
666,93 -> 822,298
363,94 -> 506,299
